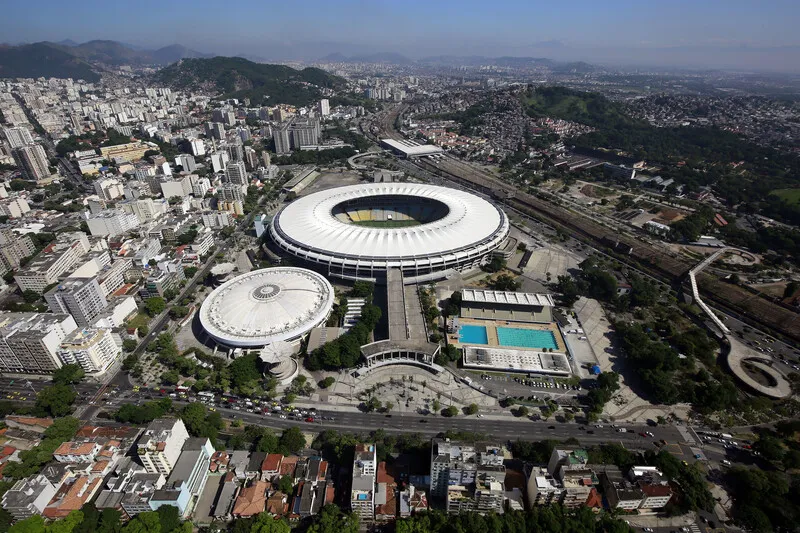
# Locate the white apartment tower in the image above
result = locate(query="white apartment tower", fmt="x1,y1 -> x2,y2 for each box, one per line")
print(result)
57,327 -> 121,374
13,144 -> 50,181
136,418 -> 191,476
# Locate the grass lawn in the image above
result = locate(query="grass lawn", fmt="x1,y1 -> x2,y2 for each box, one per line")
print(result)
351,219 -> 421,228
770,188 -> 800,205
127,313 -> 150,330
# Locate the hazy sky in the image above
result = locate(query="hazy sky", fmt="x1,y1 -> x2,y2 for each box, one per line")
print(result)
3,0 -> 799,70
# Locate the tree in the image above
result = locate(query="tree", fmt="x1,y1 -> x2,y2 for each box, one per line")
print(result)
9,515 -> 46,533
144,297 -> 166,316
278,474 -> 294,494
183,267 -> 198,278
22,289 -> 40,304
365,397 -> 382,412
784,281 -> 799,299
123,339 -> 138,352
514,405 -> 530,418
488,273 -> 520,291
35,384 -> 76,417
442,406 -> 459,417
465,403 -> 479,415
52,364 -> 85,385
350,281 -> 374,298
181,403 -> 222,441
229,353 -> 262,391
319,376 -> 335,389
278,426 -> 306,455
432,399 -> 441,412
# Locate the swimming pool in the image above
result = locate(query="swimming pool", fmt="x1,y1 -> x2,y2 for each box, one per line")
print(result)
496,327 -> 558,350
459,324 -> 488,344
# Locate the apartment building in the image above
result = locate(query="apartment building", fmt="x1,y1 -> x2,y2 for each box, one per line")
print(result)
13,232 -> 92,292
0,313 -> 78,374
136,419 -> 191,475
45,277 -> 108,327
350,443 -> 376,522
57,327 -> 121,374
149,438 -> 214,517
85,209 -> 140,237
0,197 -> 31,219
1,475 -> 58,520
0,227 -> 35,273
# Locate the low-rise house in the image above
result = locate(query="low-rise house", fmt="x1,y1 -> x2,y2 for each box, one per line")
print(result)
232,480 -> 269,518
43,476 -> 103,519
261,453 -> 283,481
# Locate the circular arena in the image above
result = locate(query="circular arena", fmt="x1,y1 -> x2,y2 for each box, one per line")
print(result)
269,183 -> 510,282
198,267 -> 334,348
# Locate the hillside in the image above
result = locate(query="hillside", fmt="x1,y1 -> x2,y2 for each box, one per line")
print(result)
0,42 -> 100,81
57,40 -> 209,66
521,86 -> 636,130
153,57 -> 346,106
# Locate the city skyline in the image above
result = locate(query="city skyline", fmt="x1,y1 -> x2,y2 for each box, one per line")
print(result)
2,0 -> 800,71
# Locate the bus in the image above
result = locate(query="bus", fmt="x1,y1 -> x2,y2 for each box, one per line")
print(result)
175,386 -> 190,393
198,391 -> 215,399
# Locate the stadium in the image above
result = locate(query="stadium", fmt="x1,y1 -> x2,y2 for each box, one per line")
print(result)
198,267 -> 335,348
269,183 -> 511,283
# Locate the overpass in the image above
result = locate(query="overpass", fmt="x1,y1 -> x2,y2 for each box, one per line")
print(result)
688,248 -> 731,335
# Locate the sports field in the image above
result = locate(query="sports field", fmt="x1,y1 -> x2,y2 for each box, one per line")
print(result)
771,188 -> 800,205
351,220 -> 421,228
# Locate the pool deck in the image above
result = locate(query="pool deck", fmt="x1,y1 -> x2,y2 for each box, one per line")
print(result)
451,318 -> 566,353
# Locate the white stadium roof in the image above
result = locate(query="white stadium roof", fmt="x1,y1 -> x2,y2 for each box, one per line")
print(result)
270,183 -> 507,261
199,267 -> 334,347
381,138 -> 444,157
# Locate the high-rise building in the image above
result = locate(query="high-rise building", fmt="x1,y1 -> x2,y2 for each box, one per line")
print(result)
0,197 -> 31,219
261,151 -> 271,167
350,444 -> 376,522
189,138 -> 206,157
430,439 -> 506,514
210,152 -> 229,173
290,118 -> 321,148
244,146 -> 258,170
273,126 -> 291,154
227,143 -> 244,162
0,228 -> 35,274
225,161 -> 247,185
149,438 -> 214,517
13,144 -> 50,181
2,475 -> 58,520
2,127 -> 34,149
14,232 -> 91,293
272,108 -> 287,123
191,177 -> 211,198
57,327 -> 121,374
205,122 -> 225,141
213,109 -> 236,127
0,313 -> 79,374
94,177 -> 125,201
44,277 -> 108,327
318,99 -> 330,116
85,209 -> 139,237
136,419 -> 191,475
174,154 -> 197,173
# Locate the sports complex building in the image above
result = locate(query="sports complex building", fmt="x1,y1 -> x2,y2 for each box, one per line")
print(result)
449,289 -> 572,376
269,183 -> 511,283
198,267 -> 334,349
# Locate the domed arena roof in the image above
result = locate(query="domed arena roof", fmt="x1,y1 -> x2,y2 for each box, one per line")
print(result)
199,267 -> 334,347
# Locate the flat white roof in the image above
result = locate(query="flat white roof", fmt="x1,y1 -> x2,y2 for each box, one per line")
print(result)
381,138 -> 444,156
461,289 -> 555,307
462,345 -> 570,375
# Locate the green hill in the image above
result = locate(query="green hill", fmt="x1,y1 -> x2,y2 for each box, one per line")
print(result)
153,57 -> 346,106
0,43 -> 100,82
522,86 -> 636,130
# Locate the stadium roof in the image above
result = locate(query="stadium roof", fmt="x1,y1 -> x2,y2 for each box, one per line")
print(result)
199,267 -> 334,347
271,183 -> 506,260
381,138 -> 444,157
461,289 -> 555,307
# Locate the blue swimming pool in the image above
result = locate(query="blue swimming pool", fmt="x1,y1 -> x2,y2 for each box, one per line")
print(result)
496,327 -> 558,350
459,324 -> 488,344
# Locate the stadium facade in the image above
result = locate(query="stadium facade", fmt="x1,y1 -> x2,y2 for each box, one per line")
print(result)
269,183 -> 510,283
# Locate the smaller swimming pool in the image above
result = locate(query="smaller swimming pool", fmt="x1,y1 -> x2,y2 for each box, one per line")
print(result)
459,324 -> 488,344
497,327 -> 558,350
